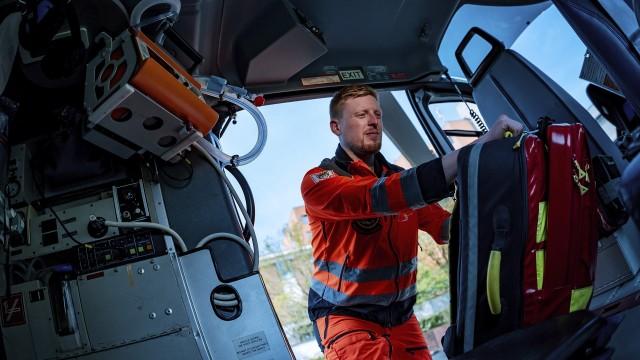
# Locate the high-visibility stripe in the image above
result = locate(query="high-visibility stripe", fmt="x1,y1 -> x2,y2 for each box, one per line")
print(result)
384,173 -> 409,212
311,279 -> 417,307
536,201 -> 548,244
487,250 -> 502,315
371,168 -> 429,215
569,286 -> 593,312
371,177 -> 393,214
463,142 -> 483,353
399,168 -> 426,209
313,269 -> 416,297
536,249 -> 545,290
314,257 -> 417,283
397,283 -> 417,302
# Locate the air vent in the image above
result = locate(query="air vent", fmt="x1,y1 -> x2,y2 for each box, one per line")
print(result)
210,285 -> 242,321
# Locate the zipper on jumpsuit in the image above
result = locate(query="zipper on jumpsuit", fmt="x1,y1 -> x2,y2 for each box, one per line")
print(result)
337,253 -> 350,293
387,218 -> 401,320
326,329 -> 376,349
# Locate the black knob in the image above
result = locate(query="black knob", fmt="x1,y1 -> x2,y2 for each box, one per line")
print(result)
87,216 -> 108,238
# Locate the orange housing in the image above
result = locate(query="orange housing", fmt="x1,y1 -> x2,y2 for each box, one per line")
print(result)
129,31 -> 219,134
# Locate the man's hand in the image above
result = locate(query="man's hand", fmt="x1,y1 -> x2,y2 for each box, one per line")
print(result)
479,114 -> 524,143
440,114 -> 524,184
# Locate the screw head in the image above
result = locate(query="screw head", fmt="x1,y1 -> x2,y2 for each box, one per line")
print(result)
165,308 -> 173,315
153,264 -> 160,271
149,312 -> 157,319
138,268 -> 145,275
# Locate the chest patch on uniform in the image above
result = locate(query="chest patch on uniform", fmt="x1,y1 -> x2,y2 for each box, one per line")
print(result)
310,170 -> 336,183
352,218 -> 382,235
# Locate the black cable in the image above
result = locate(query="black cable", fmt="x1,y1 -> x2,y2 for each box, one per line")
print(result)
224,165 -> 255,241
443,70 -> 488,134
46,200 -> 89,248
227,165 -> 254,241
444,129 -> 485,138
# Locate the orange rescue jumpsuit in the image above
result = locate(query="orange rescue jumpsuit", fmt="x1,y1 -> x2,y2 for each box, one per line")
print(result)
301,145 -> 452,359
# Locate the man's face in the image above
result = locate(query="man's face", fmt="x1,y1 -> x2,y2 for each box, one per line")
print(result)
332,95 -> 383,156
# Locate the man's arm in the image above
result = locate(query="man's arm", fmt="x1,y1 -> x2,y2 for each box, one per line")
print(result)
416,202 -> 452,244
302,115 -> 522,221
441,115 -> 523,184
302,162 -> 451,220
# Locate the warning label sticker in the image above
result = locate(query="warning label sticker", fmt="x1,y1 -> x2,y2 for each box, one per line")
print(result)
301,75 -> 340,86
233,331 -> 270,359
1,293 -> 26,327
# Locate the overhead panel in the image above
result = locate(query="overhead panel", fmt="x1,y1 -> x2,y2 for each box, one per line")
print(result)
235,0 -> 327,86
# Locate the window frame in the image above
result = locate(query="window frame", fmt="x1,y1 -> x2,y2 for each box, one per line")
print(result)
407,83 -> 481,157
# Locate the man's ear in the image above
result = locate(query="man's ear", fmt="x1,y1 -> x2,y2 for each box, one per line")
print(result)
330,118 -> 341,136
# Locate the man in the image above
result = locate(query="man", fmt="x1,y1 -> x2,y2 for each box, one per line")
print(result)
301,85 -> 523,359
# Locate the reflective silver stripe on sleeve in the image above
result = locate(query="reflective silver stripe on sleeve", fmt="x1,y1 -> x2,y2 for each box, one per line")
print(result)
370,177 -> 393,214
399,167 -> 426,209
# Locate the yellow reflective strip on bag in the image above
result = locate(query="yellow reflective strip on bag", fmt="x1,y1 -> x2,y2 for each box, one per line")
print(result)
487,250 -> 502,315
536,250 -> 545,290
570,286 -> 593,312
536,202 -> 548,244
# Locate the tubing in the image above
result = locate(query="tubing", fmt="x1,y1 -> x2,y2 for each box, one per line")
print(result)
198,76 -> 268,166
192,141 -> 259,271
104,220 -> 187,253
195,232 -> 254,260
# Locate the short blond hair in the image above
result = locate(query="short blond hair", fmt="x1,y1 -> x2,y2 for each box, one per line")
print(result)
330,85 -> 378,119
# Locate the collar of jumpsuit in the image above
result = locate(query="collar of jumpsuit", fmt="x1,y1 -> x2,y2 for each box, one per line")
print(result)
334,143 -> 389,177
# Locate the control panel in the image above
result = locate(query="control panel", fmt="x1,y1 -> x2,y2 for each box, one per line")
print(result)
10,197 -> 119,261
9,179 -> 156,261
77,231 -> 166,274
113,181 -> 150,222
